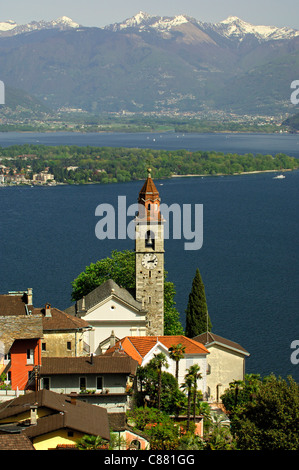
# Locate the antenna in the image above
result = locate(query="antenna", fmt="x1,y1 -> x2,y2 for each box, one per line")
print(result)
206,309 -> 209,343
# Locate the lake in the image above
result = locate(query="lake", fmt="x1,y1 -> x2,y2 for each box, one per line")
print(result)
0,131 -> 298,380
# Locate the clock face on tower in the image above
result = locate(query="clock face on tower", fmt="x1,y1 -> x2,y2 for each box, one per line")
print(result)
142,253 -> 158,270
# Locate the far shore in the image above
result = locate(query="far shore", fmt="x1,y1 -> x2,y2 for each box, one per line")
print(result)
171,169 -> 294,178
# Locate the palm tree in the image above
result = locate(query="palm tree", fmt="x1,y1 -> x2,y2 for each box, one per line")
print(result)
76,434 -> 108,450
188,364 -> 202,420
181,364 -> 202,430
168,343 -> 186,383
149,352 -> 169,410
181,371 -> 194,431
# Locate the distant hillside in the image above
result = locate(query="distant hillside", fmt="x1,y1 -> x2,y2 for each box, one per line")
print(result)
283,112 -> 299,130
1,86 -> 51,113
0,13 -> 298,116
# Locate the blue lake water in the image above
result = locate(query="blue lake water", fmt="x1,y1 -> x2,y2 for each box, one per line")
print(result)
0,131 -> 298,380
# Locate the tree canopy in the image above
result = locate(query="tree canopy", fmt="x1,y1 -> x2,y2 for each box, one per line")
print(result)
221,374 -> 299,450
185,268 -> 211,338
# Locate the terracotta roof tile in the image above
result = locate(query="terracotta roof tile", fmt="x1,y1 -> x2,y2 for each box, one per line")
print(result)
0,432 -> 35,450
32,306 -> 90,330
105,335 -> 209,364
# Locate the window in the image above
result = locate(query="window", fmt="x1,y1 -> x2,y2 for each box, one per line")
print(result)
79,377 -> 86,390
67,341 -> 72,351
96,376 -> 103,391
4,353 -> 11,363
42,342 -> 46,351
26,349 -> 34,364
43,377 -> 50,390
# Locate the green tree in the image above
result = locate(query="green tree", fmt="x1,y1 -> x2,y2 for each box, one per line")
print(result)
168,343 -> 186,382
181,369 -> 194,431
221,374 -> 299,450
185,268 -> 211,338
71,249 -> 135,300
136,365 -> 186,415
76,434 -> 108,450
148,353 -> 169,411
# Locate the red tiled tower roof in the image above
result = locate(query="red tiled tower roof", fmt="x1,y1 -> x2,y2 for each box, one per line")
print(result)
137,168 -> 162,222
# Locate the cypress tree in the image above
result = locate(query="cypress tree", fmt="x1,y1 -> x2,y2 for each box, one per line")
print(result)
185,268 -> 212,338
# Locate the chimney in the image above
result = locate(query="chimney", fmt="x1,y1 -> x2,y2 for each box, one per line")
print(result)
70,392 -> 77,405
45,303 -> 52,317
27,288 -> 33,305
30,404 -> 38,425
110,330 -> 116,348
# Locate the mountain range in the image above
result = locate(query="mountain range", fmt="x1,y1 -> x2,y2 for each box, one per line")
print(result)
0,12 -> 298,117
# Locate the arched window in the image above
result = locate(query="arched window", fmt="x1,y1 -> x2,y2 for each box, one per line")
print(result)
129,439 -> 141,450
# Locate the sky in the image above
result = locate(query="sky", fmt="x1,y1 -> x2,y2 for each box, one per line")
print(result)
1,0 -> 299,29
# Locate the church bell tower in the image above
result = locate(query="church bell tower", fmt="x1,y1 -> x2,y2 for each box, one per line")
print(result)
135,169 -> 164,336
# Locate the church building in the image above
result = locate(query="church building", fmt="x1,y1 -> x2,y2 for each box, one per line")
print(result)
65,169 -> 165,353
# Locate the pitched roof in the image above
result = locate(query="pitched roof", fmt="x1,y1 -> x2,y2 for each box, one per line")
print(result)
0,293 -> 32,316
0,432 -> 35,450
105,335 -> 209,365
0,389 -> 110,441
138,171 -> 160,203
39,354 -> 138,375
193,332 -> 250,356
32,306 -> 90,331
65,279 -> 144,316
0,315 -> 43,354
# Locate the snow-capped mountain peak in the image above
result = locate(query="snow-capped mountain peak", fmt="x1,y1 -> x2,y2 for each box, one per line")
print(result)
0,16 -> 80,36
108,11 -> 190,33
51,16 -> 80,28
106,12 -> 299,42
0,20 -> 18,32
217,15 -> 299,41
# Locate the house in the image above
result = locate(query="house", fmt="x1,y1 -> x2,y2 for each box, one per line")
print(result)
0,314 -> 43,391
108,412 -> 150,450
105,335 -> 209,395
0,289 -> 42,392
65,279 -> 148,354
32,303 -> 91,357
0,389 -> 110,450
39,352 -> 139,413
0,288 -> 94,395
193,332 -> 250,402
0,291 -> 43,393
